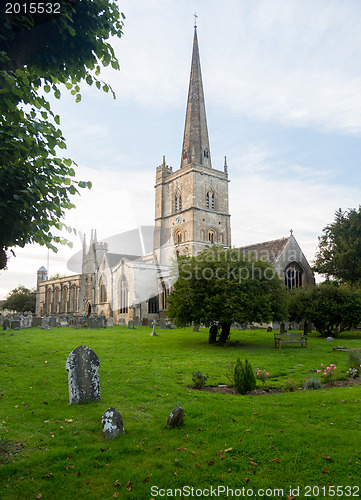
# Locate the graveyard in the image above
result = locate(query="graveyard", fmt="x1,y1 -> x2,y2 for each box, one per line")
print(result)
1,324 -> 361,499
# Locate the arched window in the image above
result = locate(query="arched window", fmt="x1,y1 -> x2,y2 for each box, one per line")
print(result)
211,193 -> 215,210
148,295 -> 159,314
206,192 -> 209,209
175,229 -> 182,245
179,196 -> 182,211
71,285 -> 78,311
54,287 -> 61,313
161,286 -> 169,310
208,229 -> 216,244
62,285 -> 69,313
99,277 -> 107,303
175,196 -> 178,212
284,262 -> 303,289
206,191 -> 215,210
119,279 -> 128,314
175,192 -> 182,212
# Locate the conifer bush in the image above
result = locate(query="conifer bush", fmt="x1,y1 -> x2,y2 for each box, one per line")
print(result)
234,358 -> 256,394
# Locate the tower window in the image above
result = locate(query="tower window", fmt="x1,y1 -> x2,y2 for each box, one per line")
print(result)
211,193 -> 215,210
208,229 -> 216,244
206,192 -> 209,209
175,196 -> 178,212
175,193 -> 182,212
175,229 -> 182,245
206,191 -> 214,210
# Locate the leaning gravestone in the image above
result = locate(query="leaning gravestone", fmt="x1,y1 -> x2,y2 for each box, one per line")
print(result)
208,324 -> 218,344
3,318 -> 10,331
193,324 -> 200,332
101,407 -> 125,439
167,406 -> 185,428
65,345 -> 101,404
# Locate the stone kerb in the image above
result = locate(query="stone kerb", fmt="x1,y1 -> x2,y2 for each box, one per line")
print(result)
65,345 -> 101,404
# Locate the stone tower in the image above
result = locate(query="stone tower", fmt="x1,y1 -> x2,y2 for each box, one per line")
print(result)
154,26 -> 231,261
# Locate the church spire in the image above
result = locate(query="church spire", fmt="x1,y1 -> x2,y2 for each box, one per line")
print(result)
180,26 -> 212,169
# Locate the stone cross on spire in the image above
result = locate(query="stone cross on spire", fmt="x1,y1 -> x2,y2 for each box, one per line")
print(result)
180,25 -> 212,169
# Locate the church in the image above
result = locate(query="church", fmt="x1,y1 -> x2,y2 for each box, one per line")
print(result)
35,26 -> 314,323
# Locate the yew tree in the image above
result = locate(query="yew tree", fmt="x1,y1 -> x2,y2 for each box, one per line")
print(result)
314,207 -> 361,284
167,246 -> 287,343
0,0 -> 125,268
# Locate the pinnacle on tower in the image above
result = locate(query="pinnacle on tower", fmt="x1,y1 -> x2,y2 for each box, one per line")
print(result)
180,26 -> 212,169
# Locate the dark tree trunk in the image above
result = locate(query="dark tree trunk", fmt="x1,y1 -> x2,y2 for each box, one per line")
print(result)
219,322 -> 231,343
208,324 -> 218,344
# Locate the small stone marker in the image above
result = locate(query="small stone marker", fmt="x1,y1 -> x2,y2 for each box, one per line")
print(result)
65,345 -> 101,404
167,406 -> 185,428
208,324 -> 218,344
160,318 -> 166,329
106,317 -> 114,327
3,318 -> 10,331
150,323 -> 158,336
326,337 -> 334,342
266,326 -> 272,332
128,320 -> 134,329
101,407 -> 125,439
41,317 -> 50,330
193,324 -> 200,332
33,317 -> 42,327
11,320 -> 20,330
279,322 -> 286,334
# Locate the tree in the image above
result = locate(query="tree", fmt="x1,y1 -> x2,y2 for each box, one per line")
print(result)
1,285 -> 36,312
167,246 -> 287,343
314,207 -> 361,284
288,283 -> 361,336
0,1 -> 125,269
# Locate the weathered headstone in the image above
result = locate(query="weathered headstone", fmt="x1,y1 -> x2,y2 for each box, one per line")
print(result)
49,316 -> 59,328
118,318 -> 125,326
142,317 -> 149,327
11,320 -> 20,330
326,337 -> 334,342
101,407 -> 125,439
193,324 -> 200,332
0,315 -> 4,327
22,315 -> 33,328
65,345 -> 101,404
128,320 -> 134,329
150,323 -> 158,336
167,406 -> 185,428
41,317 -> 50,330
3,318 -> 10,331
33,317 -> 42,327
208,324 -> 218,344
160,318 -> 166,329
106,317 -> 114,327
279,322 -> 286,334
267,326 -> 273,332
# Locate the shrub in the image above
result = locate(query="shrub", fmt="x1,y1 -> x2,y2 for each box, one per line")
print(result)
283,379 -> 300,392
347,368 -> 359,379
317,363 -> 337,383
255,368 -> 269,386
225,361 -> 235,387
348,350 -> 361,376
234,358 -> 256,395
304,376 -> 323,390
192,371 -> 209,389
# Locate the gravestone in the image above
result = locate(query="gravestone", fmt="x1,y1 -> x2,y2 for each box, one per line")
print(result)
267,326 -> 273,332
128,320 -> 134,329
160,319 -> 166,329
150,323 -> 158,336
11,320 -> 20,330
106,317 -> 114,327
167,406 -> 185,428
118,318 -> 125,326
279,322 -> 286,334
49,316 -> 59,328
326,337 -> 334,342
33,317 -> 42,327
23,315 -> 32,328
0,315 -> 4,327
3,318 -> 10,331
41,317 -> 50,330
65,345 -> 101,404
101,407 -> 125,439
193,324 -> 200,332
208,324 -> 218,344
142,317 -> 149,327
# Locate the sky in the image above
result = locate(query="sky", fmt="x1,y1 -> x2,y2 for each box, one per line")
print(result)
1,0 -> 361,299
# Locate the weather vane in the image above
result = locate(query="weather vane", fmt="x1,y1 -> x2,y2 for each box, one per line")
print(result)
194,12 -> 198,28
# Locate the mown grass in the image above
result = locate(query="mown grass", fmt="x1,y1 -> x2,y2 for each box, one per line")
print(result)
1,326 -> 361,499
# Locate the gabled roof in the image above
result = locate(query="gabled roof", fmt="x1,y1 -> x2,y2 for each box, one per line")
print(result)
236,237 -> 291,266
106,252 -> 141,269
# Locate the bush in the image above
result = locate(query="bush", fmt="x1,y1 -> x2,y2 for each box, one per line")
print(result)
348,350 -> 361,376
192,371 -> 209,389
304,377 -> 323,390
283,379 -> 300,392
234,358 -> 256,395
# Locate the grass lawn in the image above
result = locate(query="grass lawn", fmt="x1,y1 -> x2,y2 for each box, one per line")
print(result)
1,326 -> 361,499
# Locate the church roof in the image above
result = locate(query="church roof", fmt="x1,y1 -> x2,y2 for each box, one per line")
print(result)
236,237 -> 291,266
107,252 -> 140,269
38,266 -> 47,272
180,26 -> 212,169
